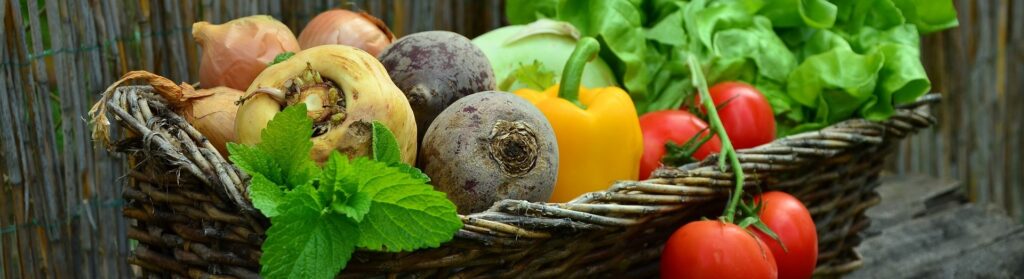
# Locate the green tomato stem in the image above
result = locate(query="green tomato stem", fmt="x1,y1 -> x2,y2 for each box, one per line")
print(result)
686,55 -> 745,223
558,37 -> 600,106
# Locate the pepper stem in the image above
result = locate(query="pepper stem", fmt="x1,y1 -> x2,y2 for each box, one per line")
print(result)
687,55 -> 745,223
558,37 -> 600,106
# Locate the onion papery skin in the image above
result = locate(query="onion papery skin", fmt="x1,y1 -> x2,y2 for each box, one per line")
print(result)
193,15 -> 300,91
298,9 -> 395,56
183,87 -> 244,157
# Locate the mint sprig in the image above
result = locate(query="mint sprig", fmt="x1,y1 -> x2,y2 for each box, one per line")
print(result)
260,185 -> 357,279
228,105 -> 461,279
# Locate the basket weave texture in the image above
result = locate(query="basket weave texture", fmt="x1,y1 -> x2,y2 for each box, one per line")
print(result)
94,84 -> 938,278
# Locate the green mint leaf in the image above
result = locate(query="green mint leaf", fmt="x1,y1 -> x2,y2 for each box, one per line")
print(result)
257,104 -> 320,187
260,189 -> 358,279
371,121 -> 402,164
331,192 -> 372,222
350,158 -> 461,251
321,152 -> 372,222
270,51 -> 295,66
321,152 -> 358,196
392,163 -> 430,183
228,143 -> 285,184
357,183 -> 461,252
322,157 -> 458,251
511,60 -> 557,91
248,174 -> 285,217
349,157 -> 431,198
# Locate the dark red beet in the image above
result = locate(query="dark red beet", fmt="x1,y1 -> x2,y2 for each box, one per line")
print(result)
418,92 -> 558,214
378,31 -> 496,144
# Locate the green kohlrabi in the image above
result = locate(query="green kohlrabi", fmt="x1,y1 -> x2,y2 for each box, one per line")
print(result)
472,19 -> 618,92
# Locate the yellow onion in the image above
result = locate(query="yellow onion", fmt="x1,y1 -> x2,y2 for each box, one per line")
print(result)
193,15 -> 300,91
111,71 -> 243,157
236,45 -> 417,164
297,9 -> 395,56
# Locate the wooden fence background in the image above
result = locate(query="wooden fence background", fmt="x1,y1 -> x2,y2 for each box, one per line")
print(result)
904,0 -> 1024,222
0,0 -> 1018,278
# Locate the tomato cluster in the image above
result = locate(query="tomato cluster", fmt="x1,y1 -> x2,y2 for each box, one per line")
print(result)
638,81 -> 776,180
660,192 -> 818,279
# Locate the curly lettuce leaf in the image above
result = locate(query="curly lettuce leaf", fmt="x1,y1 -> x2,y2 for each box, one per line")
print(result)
759,0 -> 837,29
506,0 -> 558,24
890,0 -> 959,34
711,16 -> 797,83
787,47 -> 884,124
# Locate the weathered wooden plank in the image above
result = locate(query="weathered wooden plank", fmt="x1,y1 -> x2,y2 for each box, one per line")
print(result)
25,8 -> 70,279
0,0 -> 22,187
863,175 -> 966,235
42,0 -> 81,277
912,229 -> 1024,279
910,0 -> 1024,221
1,3 -> 20,277
182,0 -> 199,80
850,204 -> 1023,279
66,0 -> 103,276
88,1 -> 130,276
1007,0 -> 1024,221
0,4 -> 13,278
163,0 -> 190,81
6,1 -> 37,276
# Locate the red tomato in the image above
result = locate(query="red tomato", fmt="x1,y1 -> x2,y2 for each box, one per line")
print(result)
693,81 -> 775,149
638,110 -> 722,180
753,192 -> 818,279
660,220 -> 778,279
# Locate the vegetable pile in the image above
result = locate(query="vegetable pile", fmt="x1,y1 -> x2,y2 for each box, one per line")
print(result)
116,2 -> 957,277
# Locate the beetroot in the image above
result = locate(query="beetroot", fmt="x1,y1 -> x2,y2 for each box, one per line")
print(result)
418,92 -> 558,214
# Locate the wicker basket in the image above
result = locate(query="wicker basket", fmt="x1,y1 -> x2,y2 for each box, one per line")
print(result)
93,84 -> 938,278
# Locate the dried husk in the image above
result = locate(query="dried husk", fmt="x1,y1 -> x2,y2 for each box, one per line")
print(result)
90,71 -> 241,157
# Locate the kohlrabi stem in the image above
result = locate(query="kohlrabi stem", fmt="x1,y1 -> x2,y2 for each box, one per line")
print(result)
687,55 -> 745,223
558,37 -> 600,106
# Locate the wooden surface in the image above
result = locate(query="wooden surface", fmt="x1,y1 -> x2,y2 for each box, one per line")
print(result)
850,175 -> 1024,278
905,0 -> 1024,221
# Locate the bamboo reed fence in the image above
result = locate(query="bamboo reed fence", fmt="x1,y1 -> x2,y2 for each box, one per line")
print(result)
0,0 -> 1017,278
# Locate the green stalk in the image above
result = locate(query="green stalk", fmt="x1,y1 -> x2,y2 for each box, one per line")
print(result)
686,55 -> 745,223
558,37 -> 600,107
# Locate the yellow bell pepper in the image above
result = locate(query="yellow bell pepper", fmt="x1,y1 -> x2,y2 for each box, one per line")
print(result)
514,37 -> 643,203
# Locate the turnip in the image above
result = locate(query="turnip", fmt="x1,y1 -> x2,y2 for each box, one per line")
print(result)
236,45 -> 417,165
471,19 -> 618,91
419,92 -> 558,214
378,31 -> 496,144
